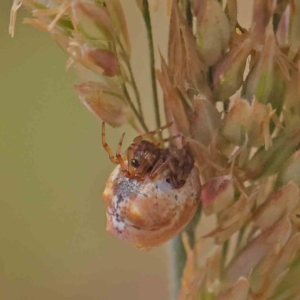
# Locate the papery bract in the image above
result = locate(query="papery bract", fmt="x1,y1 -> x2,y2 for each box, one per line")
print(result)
71,1 -> 115,41
169,2 -> 209,95
213,35 -> 255,101
156,54 -> 191,137
222,99 -> 273,148
190,96 -> 221,147
276,4 -> 291,48
203,190 -> 257,243
289,0 -> 300,59
226,217 -> 291,283
85,48 -> 118,77
253,183 -> 299,229
75,81 -> 132,127
243,31 -> 288,115
201,175 -> 234,215
218,277 -> 249,300
250,0 -> 276,42
246,127 -> 300,179
277,150 -> 300,187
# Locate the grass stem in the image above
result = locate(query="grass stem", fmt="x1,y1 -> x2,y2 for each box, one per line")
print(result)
122,84 -> 149,132
141,0 -> 161,137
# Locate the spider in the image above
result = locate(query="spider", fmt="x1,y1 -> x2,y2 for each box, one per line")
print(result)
102,122 -> 195,189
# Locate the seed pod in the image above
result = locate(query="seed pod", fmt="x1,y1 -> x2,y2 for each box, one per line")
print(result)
195,0 -> 230,66
85,48 -> 118,77
71,1 -> 115,41
103,165 -> 201,249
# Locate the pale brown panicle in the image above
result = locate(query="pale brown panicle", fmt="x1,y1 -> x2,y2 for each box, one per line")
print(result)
10,0 -> 300,299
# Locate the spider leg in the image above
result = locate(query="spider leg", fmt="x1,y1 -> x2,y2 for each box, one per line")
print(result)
116,132 -> 128,173
168,157 -> 177,174
133,122 -> 173,144
102,122 -> 118,164
177,149 -> 187,178
149,155 -> 171,179
135,152 -> 153,177
167,147 -> 194,189
158,134 -> 181,147
127,146 -> 134,177
170,175 -> 179,189
178,141 -> 194,180
168,158 -> 183,188
181,151 -> 194,179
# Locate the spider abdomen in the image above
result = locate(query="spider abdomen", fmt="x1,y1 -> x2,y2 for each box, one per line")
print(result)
103,164 -> 201,249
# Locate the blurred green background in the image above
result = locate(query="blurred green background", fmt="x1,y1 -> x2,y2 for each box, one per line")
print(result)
0,1 -> 169,299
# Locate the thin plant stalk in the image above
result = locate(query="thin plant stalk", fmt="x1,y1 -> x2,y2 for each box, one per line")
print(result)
140,0 -> 161,138
169,206 -> 202,300
221,239 -> 229,275
116,38 -> 144,120
179,0 -> 193,28
122,84 -> 149,132
235,225 -> 246,254
127,62 -> 144,118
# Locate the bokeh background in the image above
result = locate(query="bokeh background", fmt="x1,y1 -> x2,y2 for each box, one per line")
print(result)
0,1 -> 252,300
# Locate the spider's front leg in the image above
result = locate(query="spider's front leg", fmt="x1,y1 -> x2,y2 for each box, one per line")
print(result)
133,122 -> 173,144
115,132 -> 129,174
149,152 -> 171,180
102,122 -> 119,164
126,146 -> 135,178
102,122 -> 128,175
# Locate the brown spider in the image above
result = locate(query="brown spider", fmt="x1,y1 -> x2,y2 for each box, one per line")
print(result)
102,122 -> 195,189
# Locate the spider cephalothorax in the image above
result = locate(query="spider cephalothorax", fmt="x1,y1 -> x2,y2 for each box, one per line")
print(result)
102,122 -> 194,188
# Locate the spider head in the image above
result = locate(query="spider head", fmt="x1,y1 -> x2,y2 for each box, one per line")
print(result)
127,140 -> 160,175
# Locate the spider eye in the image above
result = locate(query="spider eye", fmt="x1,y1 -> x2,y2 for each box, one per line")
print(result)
131,159 -> 140,168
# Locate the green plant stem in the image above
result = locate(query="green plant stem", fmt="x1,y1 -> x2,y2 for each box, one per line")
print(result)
178,0 -> 193,28
127,63 -> 144,118
116,38 -> 144,119
185,0 -> 193,28
169,205 -> 202,300
221,239 -> 229,275
122,84 -> 149,132
235,226 -> 246,254
141,0 -> 161,137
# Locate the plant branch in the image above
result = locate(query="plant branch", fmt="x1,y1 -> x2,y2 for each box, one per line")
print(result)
185,0 -> 193,28
116,38 -> 144,119
235,225 -> 246,254
122,84 -> 149,132
141,0 -> 161,137
169,205 -> 202,300
127,62 -> 144,118
221,239 -> 229,275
